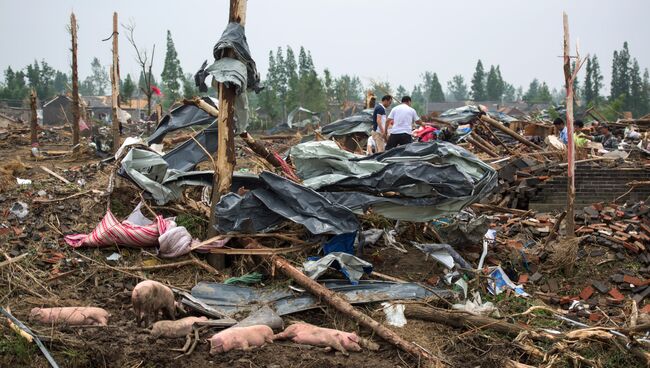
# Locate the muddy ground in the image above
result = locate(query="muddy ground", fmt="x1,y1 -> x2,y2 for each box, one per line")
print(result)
0,129 -> 645,368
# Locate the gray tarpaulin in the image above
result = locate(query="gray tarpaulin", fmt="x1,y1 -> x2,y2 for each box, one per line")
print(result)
195,22 -> 261,134
289,140 -> 498,221
121,148 -> 215,205
162,123 -> 218,172
147,97 -> 218,144
215,172 -> 359,235
303,252 -> 373,285
187,280 -> 455,316
319,110 -> 373,138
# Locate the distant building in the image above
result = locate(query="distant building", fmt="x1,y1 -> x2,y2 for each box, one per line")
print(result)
42,94 -> 149,125
42,95 -> 74,125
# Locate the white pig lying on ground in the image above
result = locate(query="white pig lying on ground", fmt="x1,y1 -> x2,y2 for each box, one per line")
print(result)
150,316 -> 208,338
132,280 -> 179,327
274,323 -> 362,354
208,325 -> 274,354
29,307 -> 110,326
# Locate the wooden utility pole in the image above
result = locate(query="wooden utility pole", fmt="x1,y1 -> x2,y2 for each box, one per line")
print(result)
207,0 -> 247,269
563,12 -> 576,237
111,12 -> 121,153
70,12 -> 80,148
29,89 -> 38,145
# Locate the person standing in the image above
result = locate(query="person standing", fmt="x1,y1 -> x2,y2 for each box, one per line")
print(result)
553,118 -> 568,144
370,95 -> 391,152
385,96 -> 423,149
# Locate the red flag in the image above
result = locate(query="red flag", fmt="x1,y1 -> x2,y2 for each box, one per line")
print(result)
151,85 -> 162,96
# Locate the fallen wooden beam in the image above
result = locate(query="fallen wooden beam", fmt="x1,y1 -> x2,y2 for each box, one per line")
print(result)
479,114 -> 543,150
40,166 -> 71,184
470,203 -> 531,216
211,244 -> 313,255
247,239 -> 442,363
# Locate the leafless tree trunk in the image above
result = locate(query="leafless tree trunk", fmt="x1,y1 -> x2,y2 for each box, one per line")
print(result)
123,21 -> 155,118
111,12 -> 121,153
30,89 -> 38,145
70,12 -> 80,149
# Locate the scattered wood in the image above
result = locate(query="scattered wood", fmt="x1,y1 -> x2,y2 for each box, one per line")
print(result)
119,257 -> 220,276
0,253 -> 29,269
247,239 -> 443,364
40,166 -> 71,184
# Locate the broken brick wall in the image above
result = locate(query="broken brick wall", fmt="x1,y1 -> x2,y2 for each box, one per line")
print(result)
529,167 -> 650,212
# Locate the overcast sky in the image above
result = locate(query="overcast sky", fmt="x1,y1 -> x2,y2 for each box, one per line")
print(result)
1,0 -> 648,95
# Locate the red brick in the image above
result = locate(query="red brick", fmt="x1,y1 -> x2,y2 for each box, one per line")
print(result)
640,304 -> 650,314
589,312 -> 605,322
623,275 -> 649,286
608,288 -> 625,301
579,285 -> 594,300
518,274 -> 529,284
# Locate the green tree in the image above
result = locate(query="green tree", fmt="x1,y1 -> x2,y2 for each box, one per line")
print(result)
395,85 -> 407,99
591,55 -> 603,104
523,79 -> 540,103
284,46 -> 299,110
502,82 -> 516,102
181,73 -> 199,99
447,74 -> 468,101
630,59 -> 644,116
0,66 -> 29,105
26,60 -> 57,100
486,65 -> 500,100
537,82 -> 552,103
323,68 -> 334,102
428,73 -> 445,102
121,73 -> 136,103
643,68 -> 650,116
53,71 -> 68,94
89,57 -> 109,95
470,60 -> 486,101
334,74 -> 363,105
160,30 -> 184,107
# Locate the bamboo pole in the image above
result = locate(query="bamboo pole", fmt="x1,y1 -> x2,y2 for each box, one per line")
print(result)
207,0 -> 248,269
70,12 -> 80,149
111,12 -> 120,153
563,12 -> 576,237
29,89 -> 38,145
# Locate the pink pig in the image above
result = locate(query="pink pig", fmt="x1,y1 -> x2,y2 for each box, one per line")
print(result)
150,316 -> 208,338
274,323 -> 362,354
208,325 -> 274,354
132,280 -> 178,327
29,307 -> 110,326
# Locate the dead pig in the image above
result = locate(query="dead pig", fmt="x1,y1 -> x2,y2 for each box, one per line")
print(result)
274,323 -> 362,354
132,280 -> 180,327
208,325 -> 274,354
29,307 -> 110,326
150,316 -> 208,338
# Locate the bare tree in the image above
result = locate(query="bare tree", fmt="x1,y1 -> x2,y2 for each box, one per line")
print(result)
123,20 -> 155,117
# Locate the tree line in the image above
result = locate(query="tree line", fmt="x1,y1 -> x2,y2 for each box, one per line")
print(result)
0,30 -> 197,111
1,36 -> 649,123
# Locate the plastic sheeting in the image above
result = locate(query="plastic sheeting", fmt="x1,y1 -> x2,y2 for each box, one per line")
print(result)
289,140 -> 498,221
147,97 -> 218,144
215,172 -> 358,235
187,280 -> 454,316
303,252 -> 373,285
319,110 -> 373,138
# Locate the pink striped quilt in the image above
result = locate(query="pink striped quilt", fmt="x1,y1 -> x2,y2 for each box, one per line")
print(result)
65,209 -> 170,248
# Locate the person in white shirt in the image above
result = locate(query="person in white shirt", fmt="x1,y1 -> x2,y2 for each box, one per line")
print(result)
385,96 -> 423,149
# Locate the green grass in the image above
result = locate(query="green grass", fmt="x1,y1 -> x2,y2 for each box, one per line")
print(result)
0,332 -> 36,365
175,213 -> 208,239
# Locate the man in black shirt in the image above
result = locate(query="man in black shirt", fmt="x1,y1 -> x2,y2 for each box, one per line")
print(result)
371,95 -> 392,152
